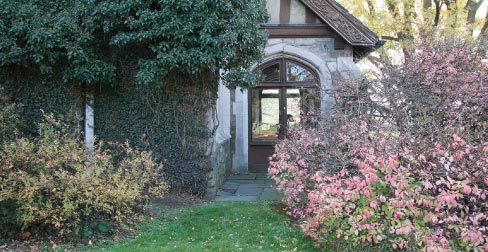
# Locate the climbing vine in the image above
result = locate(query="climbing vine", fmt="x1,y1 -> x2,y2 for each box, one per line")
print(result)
95,72 -> 218,195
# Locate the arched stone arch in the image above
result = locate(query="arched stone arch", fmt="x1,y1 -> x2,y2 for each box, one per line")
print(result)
254,43 -> 335,113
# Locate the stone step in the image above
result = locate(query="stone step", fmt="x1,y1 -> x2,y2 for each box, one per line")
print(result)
215,175 -> 282,202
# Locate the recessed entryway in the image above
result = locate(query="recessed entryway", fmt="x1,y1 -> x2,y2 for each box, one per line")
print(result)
248,58 -> 320,172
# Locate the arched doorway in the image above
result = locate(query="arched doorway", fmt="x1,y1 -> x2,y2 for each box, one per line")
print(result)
248,58 -> 319,172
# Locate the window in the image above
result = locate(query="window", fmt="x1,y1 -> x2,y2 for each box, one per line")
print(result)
258,59 -> 317,85
251,59 -> 319,143
262,63 -> 281,82
286,62 -> 315,82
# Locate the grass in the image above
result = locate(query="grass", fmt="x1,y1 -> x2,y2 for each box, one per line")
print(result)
84,201 -> 322,252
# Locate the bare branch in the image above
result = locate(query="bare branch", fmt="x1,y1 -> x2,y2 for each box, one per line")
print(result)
381,36 -> 400,41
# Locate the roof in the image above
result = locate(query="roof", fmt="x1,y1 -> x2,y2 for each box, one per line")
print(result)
299,0 -> 385,59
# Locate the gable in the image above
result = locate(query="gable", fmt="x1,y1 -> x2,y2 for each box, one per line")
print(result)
300,0 -> 379,47
263,0 -> 384,59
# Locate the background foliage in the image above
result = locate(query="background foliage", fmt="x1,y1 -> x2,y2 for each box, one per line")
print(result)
337,0 -> 488,64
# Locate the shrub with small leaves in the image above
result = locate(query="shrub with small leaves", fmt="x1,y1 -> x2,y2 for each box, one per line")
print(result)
0,113 -> 168,239
270,33 -> 488,251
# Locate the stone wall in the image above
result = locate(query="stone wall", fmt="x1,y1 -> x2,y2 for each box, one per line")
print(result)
206,82 -> 233,199
231,89 -> 248,174
205,131 -> 232,200
266,0 -> 322,24
266,38 -> 360,78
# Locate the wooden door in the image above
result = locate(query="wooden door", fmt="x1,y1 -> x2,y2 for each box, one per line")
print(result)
248,59 -> 319,172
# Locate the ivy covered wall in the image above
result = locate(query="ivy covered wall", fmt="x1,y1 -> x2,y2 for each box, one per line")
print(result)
0,76 -> 217,195
1,75 -> 84,137
94,76 -> 217,195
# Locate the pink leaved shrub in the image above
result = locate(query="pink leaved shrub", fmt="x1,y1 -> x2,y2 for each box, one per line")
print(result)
269,34 -> 488,251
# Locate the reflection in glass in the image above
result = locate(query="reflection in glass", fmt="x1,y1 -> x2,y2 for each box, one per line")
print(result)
286,89 -> 301,129
286,87 -> 318,130
251,89 -> 280,142
286,62 -> 315,82
261,63 -> 280,82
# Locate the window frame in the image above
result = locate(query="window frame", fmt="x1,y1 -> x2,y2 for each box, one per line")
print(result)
249,58 -> 320,145
257,58 -> 319,87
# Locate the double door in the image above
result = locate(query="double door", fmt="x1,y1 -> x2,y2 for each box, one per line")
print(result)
248,86 -> 317,172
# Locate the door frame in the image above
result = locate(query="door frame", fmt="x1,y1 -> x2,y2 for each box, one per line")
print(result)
248,58 -> 319,172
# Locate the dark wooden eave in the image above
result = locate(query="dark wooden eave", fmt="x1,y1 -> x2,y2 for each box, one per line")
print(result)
299,0 -> 385,59
263,24 -> 336,38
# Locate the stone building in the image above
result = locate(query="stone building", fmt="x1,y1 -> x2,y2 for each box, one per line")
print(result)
206,0 -> 384,198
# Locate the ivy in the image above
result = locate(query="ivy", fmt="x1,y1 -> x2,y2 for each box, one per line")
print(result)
94,75 -> 216,195
1,75 -> 84,137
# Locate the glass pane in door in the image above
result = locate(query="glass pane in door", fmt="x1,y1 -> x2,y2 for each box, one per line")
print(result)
261,63 -> 281,82
286,87 -> 318,130
300,87 -> 318,127
286,89 -> 301,129
251,89 -> 280,142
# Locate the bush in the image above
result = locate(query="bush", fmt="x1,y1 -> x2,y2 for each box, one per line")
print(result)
270,34 -> 488,251
0,113 -> 168,239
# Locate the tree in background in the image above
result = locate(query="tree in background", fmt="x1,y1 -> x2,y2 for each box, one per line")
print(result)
337,0 -> 488,62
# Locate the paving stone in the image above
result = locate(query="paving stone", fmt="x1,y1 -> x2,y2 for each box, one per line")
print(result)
217,173 -> 283,202
259,188 -> 283,201
216,195 -> 259,202
265,179 -> 277,185
229,179 -> 265,184
227,174 -> 257,180
256,173 -> 269,180
239,183 -> 270,188
216,190 -> 234,197
221,182 -> 240,191
235,186 -> 263,196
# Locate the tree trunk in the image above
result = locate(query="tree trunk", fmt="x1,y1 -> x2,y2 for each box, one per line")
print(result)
434,0 -> 442,26
365,0 -> 375,15
465,0 -> 485,34
479,10 -> 488,39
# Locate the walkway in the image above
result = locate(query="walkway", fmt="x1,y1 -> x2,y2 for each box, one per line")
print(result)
215,173 -> 283,201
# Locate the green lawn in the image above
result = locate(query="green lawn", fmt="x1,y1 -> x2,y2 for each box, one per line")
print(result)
85,201 -> 322,252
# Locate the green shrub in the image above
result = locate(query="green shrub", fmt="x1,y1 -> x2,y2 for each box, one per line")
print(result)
0,113 -> 168,239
